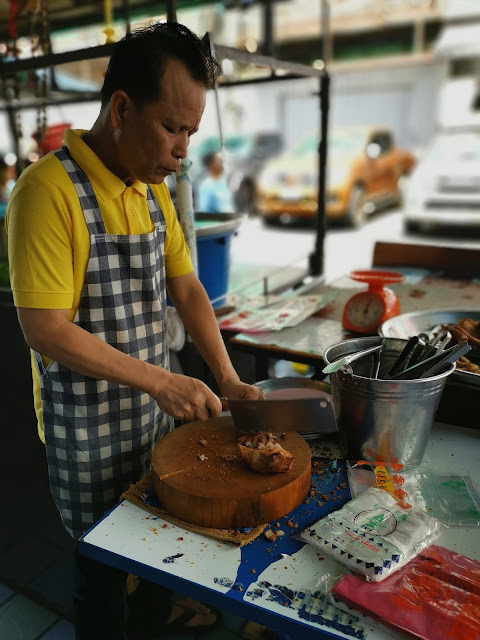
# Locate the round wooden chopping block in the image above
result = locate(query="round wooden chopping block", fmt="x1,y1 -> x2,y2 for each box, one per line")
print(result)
151,417 -> 311,529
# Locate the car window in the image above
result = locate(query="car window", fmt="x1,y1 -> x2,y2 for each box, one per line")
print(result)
370,132 -> 393,154
291,130 -> 367,157
256,134 -> 283,156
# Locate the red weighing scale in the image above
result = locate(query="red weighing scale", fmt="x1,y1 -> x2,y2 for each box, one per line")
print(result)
342,270 -> 405,334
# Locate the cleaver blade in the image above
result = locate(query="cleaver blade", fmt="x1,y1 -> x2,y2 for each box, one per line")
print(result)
220,395 -> 338,434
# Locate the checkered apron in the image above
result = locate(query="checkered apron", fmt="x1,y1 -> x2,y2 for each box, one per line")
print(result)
34,146 -> 172,540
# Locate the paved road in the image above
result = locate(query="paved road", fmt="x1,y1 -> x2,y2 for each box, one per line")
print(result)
229,209 -> 480,294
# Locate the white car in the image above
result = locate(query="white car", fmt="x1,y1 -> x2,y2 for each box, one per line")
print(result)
404,129 -> 480,231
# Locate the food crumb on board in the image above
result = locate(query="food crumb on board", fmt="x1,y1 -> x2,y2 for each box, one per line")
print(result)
177,537 -> 183,541
264,529 -> 277,542
162,524 -> 168,529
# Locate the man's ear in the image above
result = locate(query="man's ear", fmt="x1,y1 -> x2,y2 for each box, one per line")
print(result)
110,90 -> 130,129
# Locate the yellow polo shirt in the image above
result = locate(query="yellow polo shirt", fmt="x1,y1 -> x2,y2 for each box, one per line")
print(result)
6,128 -> 193,442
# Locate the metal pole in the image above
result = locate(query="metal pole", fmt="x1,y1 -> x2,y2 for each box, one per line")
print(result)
263,0 -> 274,57
207,36 -> 225,153
166,0 -> 177,23
121,0 -> 131,35
310,0 -> 331,277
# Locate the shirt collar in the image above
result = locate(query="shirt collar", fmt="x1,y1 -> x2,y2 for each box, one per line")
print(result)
65,129 -> 147,200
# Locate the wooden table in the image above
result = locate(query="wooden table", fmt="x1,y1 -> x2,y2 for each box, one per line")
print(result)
79,420 -> 480,640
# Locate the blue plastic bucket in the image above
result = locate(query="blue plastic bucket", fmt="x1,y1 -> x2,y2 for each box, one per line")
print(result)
196,229 -> 233,307
194,213 -> 244,308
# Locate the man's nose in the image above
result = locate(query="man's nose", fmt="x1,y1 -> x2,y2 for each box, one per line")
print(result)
173,133 -> 189,160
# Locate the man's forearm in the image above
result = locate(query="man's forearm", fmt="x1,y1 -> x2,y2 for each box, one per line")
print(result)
169,278 -> 238,389
18,308 -> 162,396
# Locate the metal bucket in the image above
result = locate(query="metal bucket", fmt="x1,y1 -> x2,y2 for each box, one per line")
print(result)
323,337 -> 455,469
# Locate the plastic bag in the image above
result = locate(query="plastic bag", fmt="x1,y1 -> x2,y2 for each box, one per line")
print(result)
217,292 -> 337,332
332,544 -> 480,640
298,488 -> 443,582
347,461 -> 480,526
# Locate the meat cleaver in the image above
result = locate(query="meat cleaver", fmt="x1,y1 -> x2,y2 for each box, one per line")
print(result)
220,393 -> 338,434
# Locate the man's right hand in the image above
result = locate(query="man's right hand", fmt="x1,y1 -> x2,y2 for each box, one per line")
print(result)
151,371 -> 222,422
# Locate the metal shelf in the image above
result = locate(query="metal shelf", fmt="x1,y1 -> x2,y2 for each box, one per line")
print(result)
0,0 -> 328,278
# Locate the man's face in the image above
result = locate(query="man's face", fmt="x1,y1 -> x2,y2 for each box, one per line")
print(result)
113,57 -> 206,184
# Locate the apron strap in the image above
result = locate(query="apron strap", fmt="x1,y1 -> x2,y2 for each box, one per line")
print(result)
54,147 -> 168,232
53,146 -> 106,235
146,185 -> 167,227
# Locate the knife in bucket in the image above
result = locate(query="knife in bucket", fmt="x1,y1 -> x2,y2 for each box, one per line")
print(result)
220,394 -> 338,434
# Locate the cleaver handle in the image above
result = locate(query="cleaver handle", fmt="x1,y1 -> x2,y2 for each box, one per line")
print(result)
219,397 -> 229,412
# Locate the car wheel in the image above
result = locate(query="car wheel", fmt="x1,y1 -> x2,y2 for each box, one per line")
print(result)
262,216 -> 278,227
235,179 -> 255,213
346,185 -> 366,228
404,220 -> 421,233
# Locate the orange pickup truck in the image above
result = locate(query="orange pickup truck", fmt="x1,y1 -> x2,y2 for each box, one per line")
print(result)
257,126 -> 416,228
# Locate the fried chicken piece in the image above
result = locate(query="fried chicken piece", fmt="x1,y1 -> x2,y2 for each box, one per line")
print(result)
441,318 -> 480,373
237,432 -> 295,474
456,356 -> 480,373
442,319 -> 480,347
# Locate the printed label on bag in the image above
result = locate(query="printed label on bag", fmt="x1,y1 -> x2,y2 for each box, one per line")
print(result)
354,507 -> 397,535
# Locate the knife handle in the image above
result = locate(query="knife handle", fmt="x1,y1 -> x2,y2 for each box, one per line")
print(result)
219,397 -> 229,412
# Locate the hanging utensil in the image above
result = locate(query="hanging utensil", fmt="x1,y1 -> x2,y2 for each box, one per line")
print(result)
322,344 -> 383,375
391,341 -> 471,380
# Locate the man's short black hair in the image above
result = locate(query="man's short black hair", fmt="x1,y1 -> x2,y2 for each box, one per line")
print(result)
101,22 -> 220,108
202,150 -> 221,169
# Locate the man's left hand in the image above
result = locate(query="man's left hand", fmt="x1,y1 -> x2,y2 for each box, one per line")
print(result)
219,377 -> 265,401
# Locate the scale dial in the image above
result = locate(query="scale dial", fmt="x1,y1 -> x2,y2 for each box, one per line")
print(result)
342,269 -> 405,334
343,292 -> 386,331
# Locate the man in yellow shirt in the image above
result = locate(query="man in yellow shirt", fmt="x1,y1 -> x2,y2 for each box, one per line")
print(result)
7,22 -> 262,639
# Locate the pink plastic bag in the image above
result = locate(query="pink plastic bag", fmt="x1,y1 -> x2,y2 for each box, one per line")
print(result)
333,544 -> 480,640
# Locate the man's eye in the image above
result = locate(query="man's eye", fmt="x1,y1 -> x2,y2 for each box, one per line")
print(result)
164,124 -> 179,134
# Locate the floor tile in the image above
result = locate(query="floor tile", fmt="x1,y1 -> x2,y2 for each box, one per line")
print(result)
30,553 -> 75,615
0,535 -> 63,586
0,593 -> 57,640
0,583 -> 14,606
39,618 -> 75,639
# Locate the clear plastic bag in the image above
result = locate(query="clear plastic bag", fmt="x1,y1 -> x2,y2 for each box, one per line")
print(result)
347,461 -> 480,526
298,488 -> 444,582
